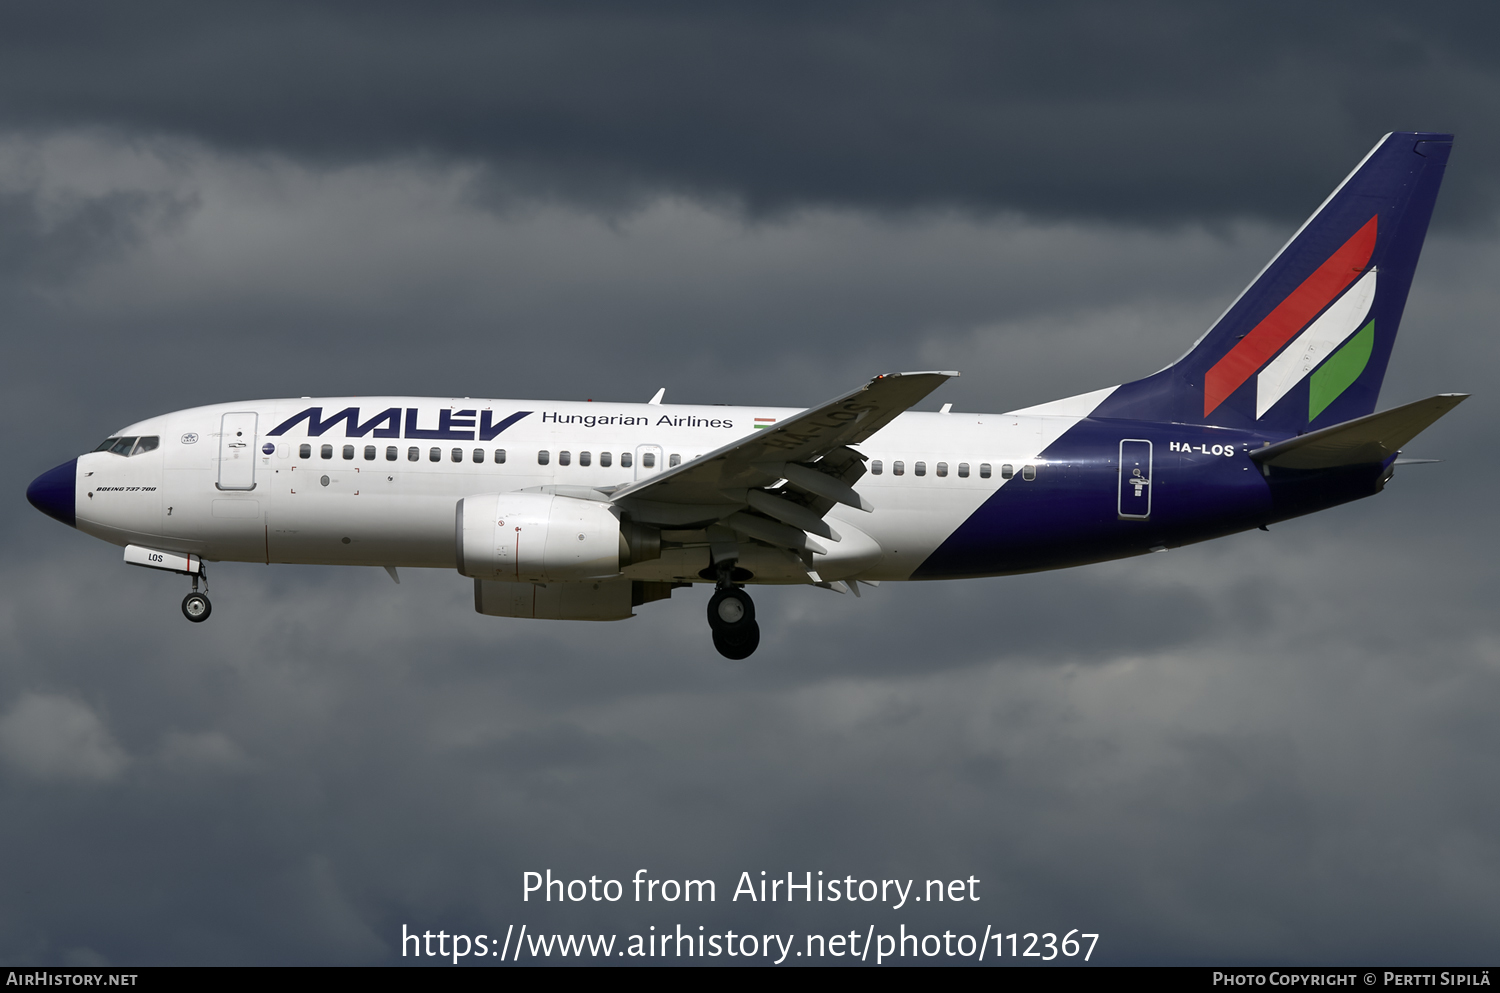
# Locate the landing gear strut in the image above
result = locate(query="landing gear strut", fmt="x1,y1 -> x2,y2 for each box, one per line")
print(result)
708,564 -> 759,659
181,570 -> 212,623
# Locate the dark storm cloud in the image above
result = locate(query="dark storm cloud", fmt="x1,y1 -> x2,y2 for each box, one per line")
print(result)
0,187 -> 189,286
0,2 -> 1497,222
0,138 -> 1297,478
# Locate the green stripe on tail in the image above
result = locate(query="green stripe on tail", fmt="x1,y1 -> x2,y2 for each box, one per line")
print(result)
1309,321 -> 1375,421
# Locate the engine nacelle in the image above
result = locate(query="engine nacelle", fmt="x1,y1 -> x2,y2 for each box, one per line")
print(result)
456,492 -> 658,582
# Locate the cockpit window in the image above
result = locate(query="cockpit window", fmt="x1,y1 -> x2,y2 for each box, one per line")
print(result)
95,435 -> 160,456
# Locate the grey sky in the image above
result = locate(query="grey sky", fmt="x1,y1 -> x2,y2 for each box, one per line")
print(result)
2,3 -> 1499,222
3,4 -> 1497,965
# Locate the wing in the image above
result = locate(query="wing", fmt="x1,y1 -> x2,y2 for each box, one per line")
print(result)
607,371 -> 956,548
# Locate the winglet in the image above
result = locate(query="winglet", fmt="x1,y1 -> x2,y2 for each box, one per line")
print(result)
648,388 -> 666,405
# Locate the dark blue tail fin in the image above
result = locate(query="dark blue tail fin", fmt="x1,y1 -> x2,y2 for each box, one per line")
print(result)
1093,132 -> 1452,435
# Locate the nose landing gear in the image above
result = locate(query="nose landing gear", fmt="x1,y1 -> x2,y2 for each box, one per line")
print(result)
707,574 -> 759,660
181,571 -> 212,623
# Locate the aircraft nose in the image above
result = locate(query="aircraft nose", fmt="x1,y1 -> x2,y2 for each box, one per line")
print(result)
26,458 -> 77,528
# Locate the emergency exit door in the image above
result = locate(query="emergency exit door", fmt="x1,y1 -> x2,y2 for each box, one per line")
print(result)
218,412 -> 259,491
634,444 -> 664,482
1117,439 -> 1152,520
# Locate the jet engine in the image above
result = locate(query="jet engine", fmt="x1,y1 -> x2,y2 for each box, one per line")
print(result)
455,492 -> 659,582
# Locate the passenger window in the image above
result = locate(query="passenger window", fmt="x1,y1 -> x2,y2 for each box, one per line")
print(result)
495,449 -> 506,464
451,448 -> 462,462
473,448 -> 484,463
299,444 -> 312,459
958,462 -> 970,478
915,461 -> 926,476
600,452 -> 612,467
343,445 -> 355,460
429,447 -> 441,462
364,445 -> 376,460
621,452 -> 634,468
386,446 -> 397,461
321,444 -> 333,460
1022,464 -> 1036,480
110,437 -> 138,456
936,462 -> 948,477
133,436 -> 159,455
407,447 -> 419,462
980,463 -> 992,478
559,451 -> 571,466
893,460 -> 905,476
580,451 -> 592,466
871,460 -> 883,475
642,452 -> 655,468
669,454 -> 681,467
538,450 -> 550,465
1001,464 -> 1014,479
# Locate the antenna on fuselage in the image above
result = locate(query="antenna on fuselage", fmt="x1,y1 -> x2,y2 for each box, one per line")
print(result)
648,388 -> 666,405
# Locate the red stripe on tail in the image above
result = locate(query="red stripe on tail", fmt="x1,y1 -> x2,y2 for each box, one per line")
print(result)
1203,215 -> 1377,417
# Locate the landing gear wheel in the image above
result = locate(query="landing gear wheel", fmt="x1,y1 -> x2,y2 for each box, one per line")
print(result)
181,592 -> 212,623
713,620 -> 760,660
707,587 -> 755,632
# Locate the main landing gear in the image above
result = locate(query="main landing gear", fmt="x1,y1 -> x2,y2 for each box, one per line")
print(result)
708,574 -> 759,660
181,571 -> 212,623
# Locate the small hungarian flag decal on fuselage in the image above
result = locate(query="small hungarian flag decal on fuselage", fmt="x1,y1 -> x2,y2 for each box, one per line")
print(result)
754,417 -> 775,429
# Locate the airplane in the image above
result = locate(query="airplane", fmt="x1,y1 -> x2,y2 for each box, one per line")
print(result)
26,131 -> 1465,659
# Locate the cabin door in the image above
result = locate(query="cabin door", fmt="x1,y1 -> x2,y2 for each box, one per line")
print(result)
218,412 -> 259,491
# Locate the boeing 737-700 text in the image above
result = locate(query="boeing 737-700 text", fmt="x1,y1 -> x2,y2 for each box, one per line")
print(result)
27,132 -> 1465,658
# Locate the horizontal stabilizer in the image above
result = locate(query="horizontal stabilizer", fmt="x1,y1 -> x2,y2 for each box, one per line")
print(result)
1250,394 -> 1467,470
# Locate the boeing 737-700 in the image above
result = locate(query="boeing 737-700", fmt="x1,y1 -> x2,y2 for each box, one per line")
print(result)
27,132 -> 1464,658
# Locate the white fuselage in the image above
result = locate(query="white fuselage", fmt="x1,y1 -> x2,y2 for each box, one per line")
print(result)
73,396 -> 1092,584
